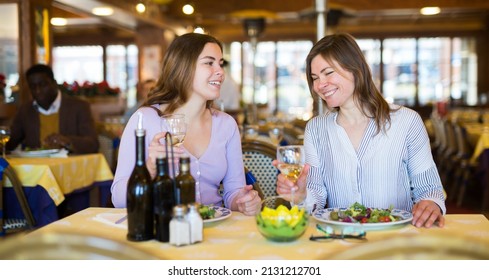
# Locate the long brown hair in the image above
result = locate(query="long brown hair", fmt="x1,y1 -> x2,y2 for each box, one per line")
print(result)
143,33 -> 223,116
305,33 -> 395,133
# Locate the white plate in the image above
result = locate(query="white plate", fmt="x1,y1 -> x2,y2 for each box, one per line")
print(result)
203,206 -> 232,223
312,208 -> 413,231
13,149 -> 61,158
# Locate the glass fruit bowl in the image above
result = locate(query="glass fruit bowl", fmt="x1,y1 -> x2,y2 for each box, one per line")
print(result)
255,196 -> 308,242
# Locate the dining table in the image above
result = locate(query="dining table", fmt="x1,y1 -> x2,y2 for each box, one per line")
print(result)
3,153 -> 114,227
23,207 -> 489,260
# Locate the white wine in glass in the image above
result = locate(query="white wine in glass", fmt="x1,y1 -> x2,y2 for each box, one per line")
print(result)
0,126 -> 11,158
162,114 -> 187,147
171,132 -> 186,147
276,145 -> 305,183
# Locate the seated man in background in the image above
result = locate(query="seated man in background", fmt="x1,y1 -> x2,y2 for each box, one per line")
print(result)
6,64 -> 99,154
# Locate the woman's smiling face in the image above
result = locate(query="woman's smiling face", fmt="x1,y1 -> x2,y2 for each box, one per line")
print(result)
310,55 -> 356,109
192,42 -> 225,102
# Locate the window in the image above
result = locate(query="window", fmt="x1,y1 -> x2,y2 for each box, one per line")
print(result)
382,38 -> 417,106
106,44 -> 138,105
451,38 -> 478,105
53,46 -> 104,84
418,37 -> 451,105
240,40 -> 312,120
53,44 -> 138,105
356,39 -> 381,90
0,3 -> 19,103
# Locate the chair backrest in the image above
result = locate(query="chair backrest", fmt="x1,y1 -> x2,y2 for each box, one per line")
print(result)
241,139 -> 278,199
444,120 -> 458,157
1,158 -> 36,236
283,123 -> 304,145
453,123 -> 473,159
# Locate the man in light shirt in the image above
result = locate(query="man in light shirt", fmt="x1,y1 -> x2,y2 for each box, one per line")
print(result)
6,64 -> 99,154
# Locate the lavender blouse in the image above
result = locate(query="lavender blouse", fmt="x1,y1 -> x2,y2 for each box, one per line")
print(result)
111,105 -> 245,209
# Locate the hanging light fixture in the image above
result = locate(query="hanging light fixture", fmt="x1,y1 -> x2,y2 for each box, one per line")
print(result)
51,17 -> 67,26
136,2 -> 146,14
182,3 -> 194,15
92,6 -> 114,16
193,26 -> 204,34
420,7 -> 441,16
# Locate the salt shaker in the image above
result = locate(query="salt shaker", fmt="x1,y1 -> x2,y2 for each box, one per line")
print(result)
187,202 -> 203,244
169,205 -> 190,246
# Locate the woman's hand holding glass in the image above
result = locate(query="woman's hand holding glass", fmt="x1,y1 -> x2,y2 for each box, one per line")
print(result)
146,131 -> 186,178
274,160 -> 309,204
274,145 -> 308,204
161,114 -> 187,147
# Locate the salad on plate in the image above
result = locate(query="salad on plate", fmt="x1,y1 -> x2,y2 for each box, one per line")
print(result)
329,202 -> 401,224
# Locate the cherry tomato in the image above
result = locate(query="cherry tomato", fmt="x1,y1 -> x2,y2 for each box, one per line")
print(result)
360,217 -> 368,224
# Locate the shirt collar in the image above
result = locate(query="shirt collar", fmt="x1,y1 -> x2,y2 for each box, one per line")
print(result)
34,90 -> 62,115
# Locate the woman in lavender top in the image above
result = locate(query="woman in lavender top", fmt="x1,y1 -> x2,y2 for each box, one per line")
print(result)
111,33 -> 261,215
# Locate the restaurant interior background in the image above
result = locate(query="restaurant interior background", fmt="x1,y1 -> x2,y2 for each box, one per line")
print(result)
1,1 -> 489,214
0,0 -> 488,121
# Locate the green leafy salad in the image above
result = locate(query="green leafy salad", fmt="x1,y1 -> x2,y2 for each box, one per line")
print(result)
198,205 -> 216,220
329,202 -> 402,224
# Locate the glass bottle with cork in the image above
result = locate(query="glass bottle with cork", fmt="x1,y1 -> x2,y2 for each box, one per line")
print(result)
126,112 -> 154,241
176,156 -> 195,204
153,154 -> 175,242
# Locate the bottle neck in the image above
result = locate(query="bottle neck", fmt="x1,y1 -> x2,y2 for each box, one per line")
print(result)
179,160 -> 190,173
135,133 -> 146,166
156,158 -> 169,176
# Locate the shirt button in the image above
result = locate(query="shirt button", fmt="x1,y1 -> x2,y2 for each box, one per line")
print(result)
197,171 -> 201,175
196,182 -> 199,185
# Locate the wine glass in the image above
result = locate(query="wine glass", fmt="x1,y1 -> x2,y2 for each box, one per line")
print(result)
276,145 -> 305,183
276,145 -> 305,203
161,114 -> 187,147
268,124 -> 284,146
243,124 -> 259,140
0,126 -> 11,158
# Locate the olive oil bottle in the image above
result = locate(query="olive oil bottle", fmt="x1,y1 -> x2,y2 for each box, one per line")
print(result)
126,112 -> 154,241
176,156 -> 195,204
153,155 -> 175,242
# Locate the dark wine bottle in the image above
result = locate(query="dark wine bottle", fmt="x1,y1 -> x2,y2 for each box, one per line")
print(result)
153,155 -> 175,242
126,113 -> 154,241
176,156 -> 195,205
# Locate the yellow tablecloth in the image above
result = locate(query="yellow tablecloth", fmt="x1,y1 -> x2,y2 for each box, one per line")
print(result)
28,207 -> 489,260
5,154 -> 113,205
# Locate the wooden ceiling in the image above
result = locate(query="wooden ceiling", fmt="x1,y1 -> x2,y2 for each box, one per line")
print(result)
52,0 -> 489,44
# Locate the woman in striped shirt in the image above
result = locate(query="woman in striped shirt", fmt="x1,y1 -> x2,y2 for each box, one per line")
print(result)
276,33 -> 445,228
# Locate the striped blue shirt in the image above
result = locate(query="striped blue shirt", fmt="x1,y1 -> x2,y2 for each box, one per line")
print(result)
303,105 -> 446,214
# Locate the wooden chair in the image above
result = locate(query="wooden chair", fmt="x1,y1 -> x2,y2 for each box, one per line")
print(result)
283,123 -> 304,145
241,139 -> 278,200
1,158 -> 36,236
448,123 -> 476,203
